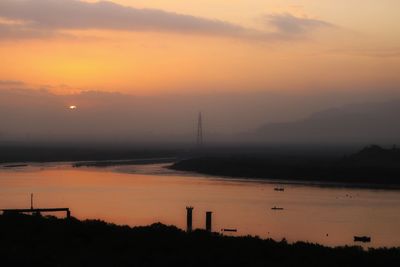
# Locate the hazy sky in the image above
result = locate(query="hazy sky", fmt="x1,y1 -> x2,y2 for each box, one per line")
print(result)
0,1 -> 399,143
0,0 -> 399,95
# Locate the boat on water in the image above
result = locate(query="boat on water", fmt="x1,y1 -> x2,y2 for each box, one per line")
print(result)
271,206 -> 284,210
274,187 -> 284,191
354,236 -> 371,243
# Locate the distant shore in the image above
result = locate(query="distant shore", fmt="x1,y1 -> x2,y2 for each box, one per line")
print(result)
0,214 -> 398,267
2,143 -> 400,189
170,146 -> 400,189
0,144 -> 184,164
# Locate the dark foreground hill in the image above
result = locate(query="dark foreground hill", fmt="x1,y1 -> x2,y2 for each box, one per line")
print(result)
170,145 -> 400,188
0,214 -> 399,267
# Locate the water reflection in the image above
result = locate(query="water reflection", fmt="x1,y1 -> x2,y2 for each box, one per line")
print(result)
0,163 -> 399,248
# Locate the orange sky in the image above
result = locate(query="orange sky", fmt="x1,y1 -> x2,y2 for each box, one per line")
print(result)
0,0 -> 399,95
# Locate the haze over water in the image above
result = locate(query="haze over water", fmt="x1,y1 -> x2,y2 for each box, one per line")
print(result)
1,163 -> 399,248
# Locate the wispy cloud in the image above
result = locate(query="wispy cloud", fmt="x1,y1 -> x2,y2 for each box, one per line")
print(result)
0,0 -> 333,41
264,13 -> 333,36
0,80 -> 26,88
327,47 -> 400,58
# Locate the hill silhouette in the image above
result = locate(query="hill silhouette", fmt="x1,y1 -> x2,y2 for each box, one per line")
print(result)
343,145 -> 400,166
255,100 -> 400,144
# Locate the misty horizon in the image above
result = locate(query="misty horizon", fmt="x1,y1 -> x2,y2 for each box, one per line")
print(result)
0,83 -> 399,145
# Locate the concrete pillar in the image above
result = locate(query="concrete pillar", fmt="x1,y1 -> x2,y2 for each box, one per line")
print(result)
206,211 -> 212,232
186,207 -> 193,232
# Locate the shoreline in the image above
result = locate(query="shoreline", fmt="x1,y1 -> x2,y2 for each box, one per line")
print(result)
170,150 -> 400,190
1,159 -> 400,190
72,157 -> 177,168
168,165 -> 400,191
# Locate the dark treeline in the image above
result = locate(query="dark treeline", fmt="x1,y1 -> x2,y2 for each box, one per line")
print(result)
171,145 -> 400,187
0,143 -> 185,163
0,142 -> 358,164
0,214 -> 399,267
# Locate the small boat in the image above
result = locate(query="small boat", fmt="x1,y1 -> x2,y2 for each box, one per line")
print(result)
271,206 -> 284,210
222,228 -> 237,232
354,236 -> 371,243
274,187 -> 284,191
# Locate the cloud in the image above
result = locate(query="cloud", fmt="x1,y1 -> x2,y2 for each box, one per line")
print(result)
264,13 -> 333,36
0,0 -> 259,40
0,23 -> 58,40
0,80 -> 27,89
0,0 -> 333,41
327,47 -> 400,58
0,80 -> 25,86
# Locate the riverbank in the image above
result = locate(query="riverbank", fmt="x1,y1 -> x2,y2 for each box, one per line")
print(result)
170,146 -> 400,189
0,214 -> 398,267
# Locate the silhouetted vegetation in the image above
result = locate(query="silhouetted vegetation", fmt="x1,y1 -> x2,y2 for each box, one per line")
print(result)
0,214 -> 398,267
0,142 -> 356,164
171,145 -> 400,188
0,143 -> 184,164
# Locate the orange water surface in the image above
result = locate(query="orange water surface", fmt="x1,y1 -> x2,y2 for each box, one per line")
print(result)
0,163 -> 399,248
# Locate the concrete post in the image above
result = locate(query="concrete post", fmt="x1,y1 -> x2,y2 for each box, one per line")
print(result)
186,207 -> 193,232
206,211 -> 212,232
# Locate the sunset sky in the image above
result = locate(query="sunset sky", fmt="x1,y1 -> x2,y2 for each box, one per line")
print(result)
1,0 -> 399,95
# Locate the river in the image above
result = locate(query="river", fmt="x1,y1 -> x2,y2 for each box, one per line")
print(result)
0,162 -> 399,248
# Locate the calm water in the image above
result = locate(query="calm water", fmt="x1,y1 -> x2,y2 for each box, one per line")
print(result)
1,163 -> 399,248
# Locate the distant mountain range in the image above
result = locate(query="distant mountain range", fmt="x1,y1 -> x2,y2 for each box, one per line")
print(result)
255,99 -> 400,144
